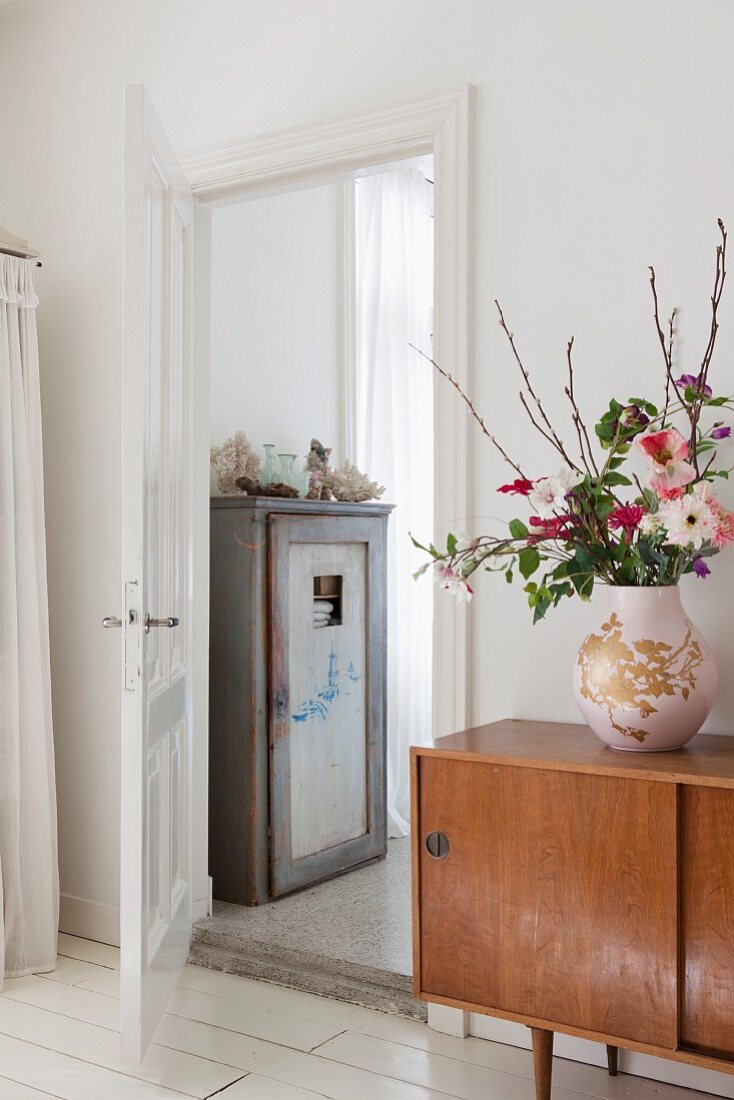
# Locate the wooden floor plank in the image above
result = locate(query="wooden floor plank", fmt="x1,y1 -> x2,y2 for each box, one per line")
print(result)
0,1034 -> 187,1098
0,997 -> 241,1098
56,934 -> 119,970
0,1075 -> 63,1099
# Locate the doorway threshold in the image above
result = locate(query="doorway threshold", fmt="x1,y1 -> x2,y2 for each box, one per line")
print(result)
188,837 -> 425,1019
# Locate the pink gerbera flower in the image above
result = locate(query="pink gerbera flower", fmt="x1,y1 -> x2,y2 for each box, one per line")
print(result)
636,428 -> 696,493
710,498 -> 734,548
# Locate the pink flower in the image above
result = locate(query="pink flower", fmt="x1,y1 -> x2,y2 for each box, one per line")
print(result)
497,479 -> 533,495
636,428 -> 696,493
608,504 -> 645,533
658,486 -> 686,501
433,562 -> 473,602
710,498 -> 734,548
527,515 -> 575,543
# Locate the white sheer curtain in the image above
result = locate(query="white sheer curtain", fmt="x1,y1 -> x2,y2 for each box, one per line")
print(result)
0,254 -> 58,986
355,166 -> 434,837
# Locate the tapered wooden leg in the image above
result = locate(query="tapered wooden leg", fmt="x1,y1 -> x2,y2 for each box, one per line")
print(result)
531,1028 -> 554,1100
606,1044 -> 619,1076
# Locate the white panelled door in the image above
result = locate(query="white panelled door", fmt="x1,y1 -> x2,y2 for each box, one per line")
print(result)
120,85 -> 195,1065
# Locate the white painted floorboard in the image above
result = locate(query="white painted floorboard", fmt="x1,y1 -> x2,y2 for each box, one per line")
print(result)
0,934 -> 719,1100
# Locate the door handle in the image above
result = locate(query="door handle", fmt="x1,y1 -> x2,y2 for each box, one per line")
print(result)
145,614 -> 179,633
425,831 -> 449,859
102,616 -> 123,629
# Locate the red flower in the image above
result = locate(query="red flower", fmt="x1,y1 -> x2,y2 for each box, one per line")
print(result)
608,505 -> 644,533
527,515 -> 574,542
498,479 -> 533,495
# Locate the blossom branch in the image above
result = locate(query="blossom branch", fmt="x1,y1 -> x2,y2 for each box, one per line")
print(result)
690,220 -> 727,465
495,300 -> 577,469
409,343 -> 527,478
649,266 -> 685,421
564,337 -> 599,476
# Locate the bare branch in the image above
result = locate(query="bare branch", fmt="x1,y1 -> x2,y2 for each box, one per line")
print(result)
564,337 -> 599,476
409,343 -> 527,478
649,266 -> 686,418
494,300 -> 577,468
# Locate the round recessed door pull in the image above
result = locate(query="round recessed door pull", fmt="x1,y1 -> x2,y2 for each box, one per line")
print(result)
425,831 -> 449,859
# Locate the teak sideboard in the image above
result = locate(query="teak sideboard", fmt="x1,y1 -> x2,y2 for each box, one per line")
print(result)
411,719 -> 734,1099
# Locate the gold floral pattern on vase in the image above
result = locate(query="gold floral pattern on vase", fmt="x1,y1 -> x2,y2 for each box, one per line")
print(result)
576,612 -> 705,743
573,587 -> 717,752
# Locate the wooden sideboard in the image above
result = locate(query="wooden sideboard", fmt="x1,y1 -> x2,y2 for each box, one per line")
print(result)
411,719 -> 734,1099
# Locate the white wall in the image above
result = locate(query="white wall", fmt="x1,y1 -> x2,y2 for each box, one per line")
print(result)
210,185 -> 343,477
1,0 -> 734,961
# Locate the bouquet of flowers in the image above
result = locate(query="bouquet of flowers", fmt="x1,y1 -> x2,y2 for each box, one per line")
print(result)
414,221 -> 734,622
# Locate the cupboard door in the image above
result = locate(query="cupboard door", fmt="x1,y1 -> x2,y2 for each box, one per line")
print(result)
416,758 -> 677,1047
269,514 -> 387,897
681,786 -> 734,1059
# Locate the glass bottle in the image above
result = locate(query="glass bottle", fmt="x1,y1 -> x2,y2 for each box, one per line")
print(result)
278,453 -> 298,487
261,443 -> 277,485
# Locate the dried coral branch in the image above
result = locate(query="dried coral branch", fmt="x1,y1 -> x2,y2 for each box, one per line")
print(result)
210,430 -> 261,493
328,460 -> 385,503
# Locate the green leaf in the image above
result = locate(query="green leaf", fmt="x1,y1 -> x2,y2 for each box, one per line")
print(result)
518,546 -> 540,579
409,533 -> 430,551
532,598 -> 551,624
446,533 -> 458,555
568,547 -> 595,599
603,472 -> 633,487
707,395 -> 728,406
505,568 -> 514,584
509,518 -> 529,539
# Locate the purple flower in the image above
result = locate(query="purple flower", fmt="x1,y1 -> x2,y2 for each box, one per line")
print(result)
618,404 -> 650,431
693,557 -> 711,579
676,373 -> 713,399
712,425 -> 732,440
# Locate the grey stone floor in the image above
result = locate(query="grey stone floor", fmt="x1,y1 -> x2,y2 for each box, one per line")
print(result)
190,837 -> 425,1018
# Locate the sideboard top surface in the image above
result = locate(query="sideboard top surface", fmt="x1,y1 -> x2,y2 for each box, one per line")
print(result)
414,719 -> 734,787
210,495 -> 394,516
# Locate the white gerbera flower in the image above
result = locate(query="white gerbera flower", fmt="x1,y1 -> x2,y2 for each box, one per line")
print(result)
657,494 -> 716,549
529,466 -> 583,518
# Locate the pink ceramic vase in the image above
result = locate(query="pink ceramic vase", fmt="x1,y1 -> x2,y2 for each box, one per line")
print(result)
573,586 -> 718,752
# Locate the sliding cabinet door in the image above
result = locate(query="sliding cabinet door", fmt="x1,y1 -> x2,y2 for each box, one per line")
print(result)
680,785 -> 734,1060
415,757 -> 678,1048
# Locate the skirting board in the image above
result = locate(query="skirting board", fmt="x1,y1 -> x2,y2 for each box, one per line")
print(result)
59,892 -> 210,948
59,893 -> 120,948
469,1014 -> 734,1099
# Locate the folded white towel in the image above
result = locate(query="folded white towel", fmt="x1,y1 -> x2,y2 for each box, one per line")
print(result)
313,619 -> 331,628
313,600 -> 334,614
313,615 -> 331,624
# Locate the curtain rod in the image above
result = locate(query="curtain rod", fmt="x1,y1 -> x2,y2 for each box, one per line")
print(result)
0,226 -> 42,267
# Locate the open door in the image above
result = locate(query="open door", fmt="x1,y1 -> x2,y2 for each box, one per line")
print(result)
119,85 -> 195,1064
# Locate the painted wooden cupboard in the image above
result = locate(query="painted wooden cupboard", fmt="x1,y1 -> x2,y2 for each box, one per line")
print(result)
412,720 -> 734,1100
209,496 -> 392,905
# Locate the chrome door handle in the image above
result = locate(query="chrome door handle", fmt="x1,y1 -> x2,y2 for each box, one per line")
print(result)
144,613 -> 179,633
102,616 -> 123,628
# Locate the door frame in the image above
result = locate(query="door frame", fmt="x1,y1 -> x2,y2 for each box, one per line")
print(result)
182,85 -> 474,912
